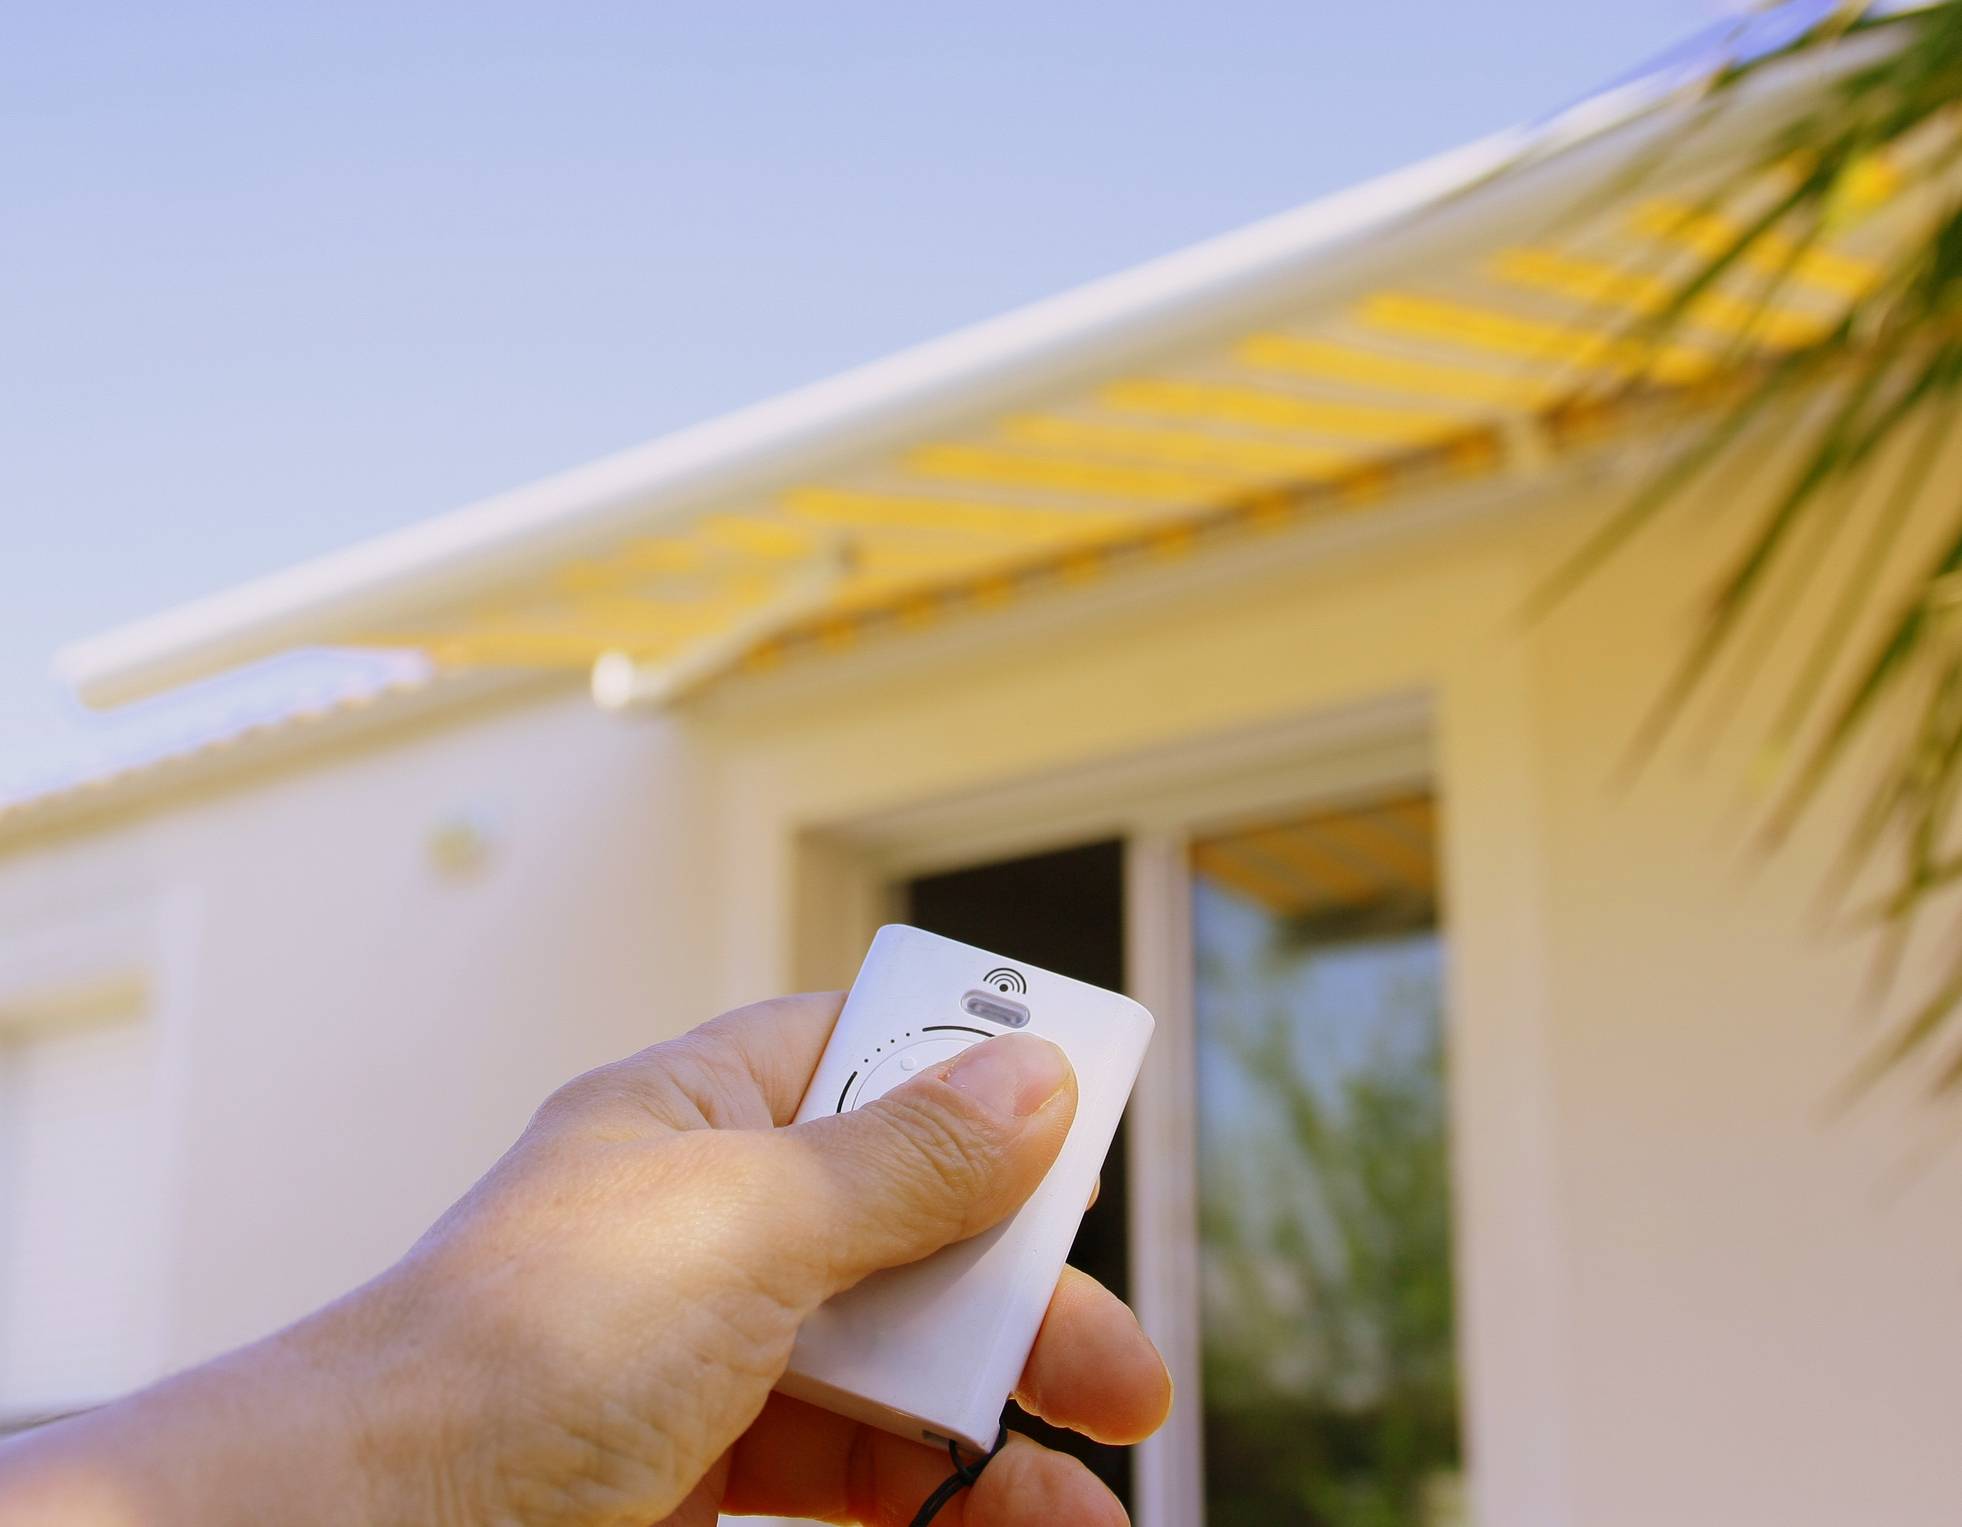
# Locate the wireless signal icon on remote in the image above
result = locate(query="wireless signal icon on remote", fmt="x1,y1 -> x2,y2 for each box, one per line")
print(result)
981,967 -> 1027,996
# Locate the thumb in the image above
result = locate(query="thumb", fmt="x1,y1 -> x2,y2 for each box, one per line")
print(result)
776,1032 -> 1077,1302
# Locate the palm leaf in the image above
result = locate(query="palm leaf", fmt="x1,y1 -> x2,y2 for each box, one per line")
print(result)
1619,325 -> 1899,768
1540,0 -> 1962,1100
1769,512 -> 1962,841
1776,353 -> 1961,726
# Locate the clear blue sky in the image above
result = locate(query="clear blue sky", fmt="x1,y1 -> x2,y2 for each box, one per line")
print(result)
2,2 -> 1723,783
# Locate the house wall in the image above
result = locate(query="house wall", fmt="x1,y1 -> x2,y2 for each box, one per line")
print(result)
2,439 -> 1959,1524
0,690 -> 721,1394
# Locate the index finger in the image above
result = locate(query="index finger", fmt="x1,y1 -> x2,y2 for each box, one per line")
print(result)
1015,1265 -> 1171,1444
661,991 -> 846,1125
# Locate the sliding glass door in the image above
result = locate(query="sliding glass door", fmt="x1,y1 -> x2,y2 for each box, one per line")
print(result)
1190,793 -> 1462,1526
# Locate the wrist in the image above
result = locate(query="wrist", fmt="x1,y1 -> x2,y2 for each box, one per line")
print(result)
262,1265 -> 479,1527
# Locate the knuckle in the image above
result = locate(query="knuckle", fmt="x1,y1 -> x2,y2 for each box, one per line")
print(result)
527,1056 -> 696,1139
872,1087 -> 1006,1218
527,1067 -> 610,1131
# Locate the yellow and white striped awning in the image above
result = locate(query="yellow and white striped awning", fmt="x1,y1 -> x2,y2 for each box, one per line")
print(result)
54,24 -> 1941,716
1193,792 -> 1440,925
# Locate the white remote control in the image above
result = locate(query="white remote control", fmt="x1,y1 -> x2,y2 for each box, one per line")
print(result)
776,923 -> 1154,1454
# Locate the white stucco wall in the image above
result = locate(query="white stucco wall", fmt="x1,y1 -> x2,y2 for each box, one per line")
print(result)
2,439 -> 1958,1524
0,689 -> 720,1387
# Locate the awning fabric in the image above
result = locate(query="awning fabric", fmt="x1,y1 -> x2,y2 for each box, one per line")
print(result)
1193,792 -> 1439,925
53,24 -> 1940,714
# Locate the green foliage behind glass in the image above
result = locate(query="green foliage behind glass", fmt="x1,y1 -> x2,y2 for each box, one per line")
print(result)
1196,907 -> 1459,1527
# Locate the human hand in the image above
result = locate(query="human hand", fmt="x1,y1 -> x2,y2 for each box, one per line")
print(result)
0,993 -> 1169,1526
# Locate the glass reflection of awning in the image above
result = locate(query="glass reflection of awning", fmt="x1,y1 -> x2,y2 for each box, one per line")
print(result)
54,24 -> 1937,715
1194,794 -> 1439,931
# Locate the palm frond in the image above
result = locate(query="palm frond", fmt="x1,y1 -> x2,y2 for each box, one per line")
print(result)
1540,0 -> 1962,1099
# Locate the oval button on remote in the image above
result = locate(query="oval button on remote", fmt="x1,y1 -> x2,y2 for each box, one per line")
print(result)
836,1029 -> 988,1112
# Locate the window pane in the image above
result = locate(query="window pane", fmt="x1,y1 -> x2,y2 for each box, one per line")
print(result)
1192,793 -> 1463,1527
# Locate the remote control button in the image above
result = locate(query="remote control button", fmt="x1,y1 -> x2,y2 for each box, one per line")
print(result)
837,1031 -> 983,1112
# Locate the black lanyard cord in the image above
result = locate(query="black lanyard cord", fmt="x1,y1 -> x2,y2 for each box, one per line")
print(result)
907,1424 -> 1009,1527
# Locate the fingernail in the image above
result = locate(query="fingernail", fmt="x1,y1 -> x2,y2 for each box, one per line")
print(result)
945,1033 -> 1071,1118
